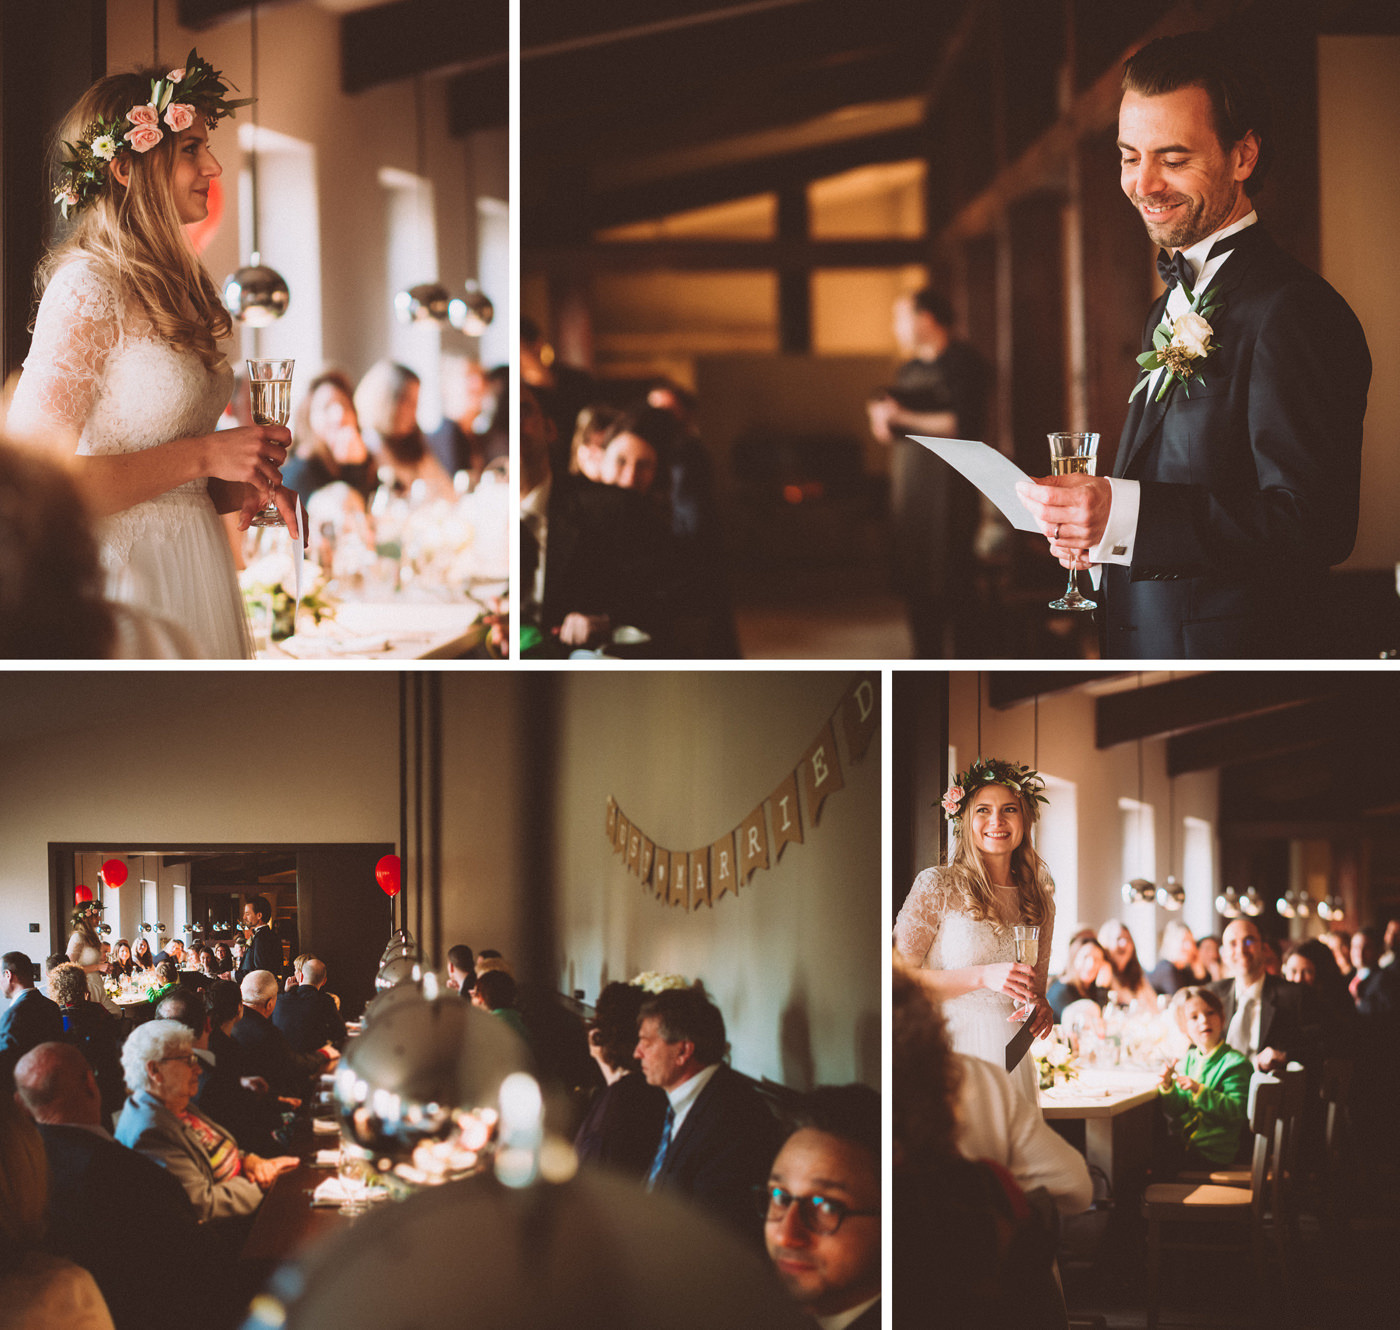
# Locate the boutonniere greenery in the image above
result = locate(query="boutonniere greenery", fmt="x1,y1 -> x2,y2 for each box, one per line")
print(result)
1130,284 -> 1224,404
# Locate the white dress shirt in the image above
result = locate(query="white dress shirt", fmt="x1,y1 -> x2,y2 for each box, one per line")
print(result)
1227,976 -> 1265,1057
666,1060 -> 720,1137
1089,211 -> 1259,574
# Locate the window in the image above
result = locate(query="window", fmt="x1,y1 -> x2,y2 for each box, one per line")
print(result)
141,878 -> 158,943
172,883 -> 187,942
1182,816 -> 1215,941
1119,796 -> 1157,963
1037,776 -> 1078,971
380,166 -> 443,427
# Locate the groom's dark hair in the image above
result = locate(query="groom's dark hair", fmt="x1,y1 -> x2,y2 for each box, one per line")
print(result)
1122,29 -> 1274,197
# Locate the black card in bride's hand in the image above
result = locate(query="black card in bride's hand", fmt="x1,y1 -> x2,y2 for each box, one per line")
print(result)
1005,1015 -> 1036,1072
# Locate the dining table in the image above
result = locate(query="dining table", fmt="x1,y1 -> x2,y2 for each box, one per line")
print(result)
258,590 -> 501,660
1040,1066 -> 1161,1206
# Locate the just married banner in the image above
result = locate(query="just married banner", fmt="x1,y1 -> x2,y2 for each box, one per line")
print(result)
604,675 -> 878,911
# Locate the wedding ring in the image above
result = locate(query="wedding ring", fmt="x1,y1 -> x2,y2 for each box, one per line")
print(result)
1054,523 -> 1061,541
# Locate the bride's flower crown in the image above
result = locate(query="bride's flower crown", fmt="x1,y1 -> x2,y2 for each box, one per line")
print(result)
53,48 -> 252,219
941,757 -> 1048,830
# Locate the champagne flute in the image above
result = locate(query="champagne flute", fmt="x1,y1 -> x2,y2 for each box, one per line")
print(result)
1012,924 -> 1040,1021
1046,431 -> 1100,611
337,1144 -> 369,1216
246,358 -> 295,527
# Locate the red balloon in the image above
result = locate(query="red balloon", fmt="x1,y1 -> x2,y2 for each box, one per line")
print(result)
101,859 -> 128,888
75,885 -> 94,904
375,854 -> 402,898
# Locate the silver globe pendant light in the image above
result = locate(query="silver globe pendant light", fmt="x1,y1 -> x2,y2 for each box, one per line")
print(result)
222,1 -> 289,327
395,76 -> 451,326
449,280 -> 494,335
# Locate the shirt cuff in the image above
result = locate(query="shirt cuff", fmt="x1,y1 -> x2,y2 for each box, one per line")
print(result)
1088,477 -> 1139,567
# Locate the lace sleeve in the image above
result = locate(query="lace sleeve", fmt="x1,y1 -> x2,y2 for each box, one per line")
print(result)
5,261 -> 119,450
892,867 -> 953,967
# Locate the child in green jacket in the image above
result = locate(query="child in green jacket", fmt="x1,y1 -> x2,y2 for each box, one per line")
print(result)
1158,986 -> 1252,1168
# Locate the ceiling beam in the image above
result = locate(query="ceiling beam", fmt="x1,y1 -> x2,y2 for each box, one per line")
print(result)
985,672 -> 1128,709
1094,672 -> 1356,749
340,0 -> 507,94
525,236 -> 928,275
1164,697 -> 1337,776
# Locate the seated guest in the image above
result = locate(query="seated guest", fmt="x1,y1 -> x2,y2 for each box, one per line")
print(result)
952,1051 -> 1093,1216
1157,987 -> 1252,1172
157,989 -> 283,1158
427,356 -> 508,485
205,979 -> 260,1094
1321,930 -> 1353,981
355,360 -> 454,501
1211,918 -> 1322,1072
1282,944 -> 1316,986
446,944 -> 476,995
146,962 -> 181,1008
569,403 -> 619,481
574,982 -> 667,1177
1148,922 -> 1198,997
211,943 -> 235,977
635,987 -> 782,1241
892,964 -> 1059,1329
272,958 -> 346,1055
281,369 -> 377,509
46,964 -> 124,1129
131,938 -> 155,971
470,970 -> 530,1045
1351,926 -> 1400,1016
151,939 -> 184,969
1194,934 -> 1223,982
13,1043 -> 198,1330
0,1095 -> 115,1330
232,971 -> 337,1101
764,1085 -> 881,1329
114,1020 -> 295,1222
1,951 -> 65,1086
1046,937 -> 1108,1022
109,942 -> 136,980
1097,919 -> 1156,1008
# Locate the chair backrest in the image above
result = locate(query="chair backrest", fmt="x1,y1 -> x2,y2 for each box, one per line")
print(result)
1266,1063 -> 1307,1225
1320,1058 -> 1353,1157
1245,1074 -> 1281,1217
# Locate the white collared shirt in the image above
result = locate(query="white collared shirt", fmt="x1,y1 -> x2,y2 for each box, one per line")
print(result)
1089,211 -> 1259,574
1228,975 -> 1265,1056
665,1060 -> 720,1138
816,1295 -> 881,1330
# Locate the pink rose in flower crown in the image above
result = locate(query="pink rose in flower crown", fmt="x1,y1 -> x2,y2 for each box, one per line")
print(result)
164,103 -> 196,132
127,104 -> 159,128
124,123 -> 164,153
941,784 -> 965,817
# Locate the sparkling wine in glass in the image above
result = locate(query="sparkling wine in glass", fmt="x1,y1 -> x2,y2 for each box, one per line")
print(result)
1046,431 -> 1100,611
337,1145 -> 369,1216
1012,924 -> 1040,1021
246,358 -> 295,527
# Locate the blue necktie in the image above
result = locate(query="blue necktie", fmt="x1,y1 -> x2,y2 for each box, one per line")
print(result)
646,1103 -> 675,1190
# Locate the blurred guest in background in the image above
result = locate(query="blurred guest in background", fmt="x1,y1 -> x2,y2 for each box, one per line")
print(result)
1149,922 -> 1199,997
354,361 -> 453,501
427,357 -> 508,486
1047,936 -> 1109,1022
1194,934 -> 1223,982
569,404 -> 619,481
1097,920 -> 1156,1007
282,370 -> 376,510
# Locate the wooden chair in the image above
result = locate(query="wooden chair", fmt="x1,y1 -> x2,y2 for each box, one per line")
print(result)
1142,1074 -> 1281,1330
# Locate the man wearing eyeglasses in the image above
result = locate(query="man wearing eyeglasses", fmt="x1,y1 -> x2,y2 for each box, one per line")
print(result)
763,1085 -> 881,1329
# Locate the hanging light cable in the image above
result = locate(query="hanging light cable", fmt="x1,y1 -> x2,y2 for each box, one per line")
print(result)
223,0 -> 290,327
448,130 -> 494,335
395,74 -> 452,324
1123,674 -> 1157,907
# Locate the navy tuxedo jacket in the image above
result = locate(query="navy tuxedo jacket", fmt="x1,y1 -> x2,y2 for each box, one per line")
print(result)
1209,973 -> 1323,1067
652,1063 -> 783,1242
272,982 -> 346,1054
237,925 -> 284,980
1104,224 -> 1370,658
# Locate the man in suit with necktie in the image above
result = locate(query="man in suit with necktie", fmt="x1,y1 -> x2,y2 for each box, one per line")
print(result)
1209,918 -> 1321,1072
635,987 -> 782,1242
1017,30 -> 1370,658
0,950 -> 64,1086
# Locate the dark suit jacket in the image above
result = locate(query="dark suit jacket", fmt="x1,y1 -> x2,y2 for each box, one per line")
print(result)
38,1123 -> 198,1330
846,1300 -> 882,1330
0,987 -> 65,1083
1209,973 -> 1322,1066
1104,224 -> 1370,658
652,1064 -> 783,1242
237,926 -> 284,980
230,1006 -> 322,1099
531,473 -> 672,649
271,983 -> 346,1054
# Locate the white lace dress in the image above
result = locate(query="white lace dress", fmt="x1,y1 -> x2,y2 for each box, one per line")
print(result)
6,259 -> 251,658
894,866 -> 1055,1111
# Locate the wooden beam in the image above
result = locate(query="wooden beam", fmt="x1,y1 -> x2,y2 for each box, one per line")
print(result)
985,672 -> 1128,709
524,237 -> 928,275
1094,673 -> 1356,749
1164,698 -> 1337,776
340,0 -> 507,94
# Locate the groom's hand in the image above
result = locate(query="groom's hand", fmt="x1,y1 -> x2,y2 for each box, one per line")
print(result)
1016,473 -> 1112,559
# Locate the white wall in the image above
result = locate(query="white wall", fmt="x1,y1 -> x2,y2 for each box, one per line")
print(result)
550,672 -> 882,1091
106,0 -> 507,414
943,674 -> 1219,969
0,672 -> 524,974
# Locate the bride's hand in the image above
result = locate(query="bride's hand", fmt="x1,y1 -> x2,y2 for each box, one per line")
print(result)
236,484 -> 308,544
206,424 -> 291,493
981,961 -> 1035,1004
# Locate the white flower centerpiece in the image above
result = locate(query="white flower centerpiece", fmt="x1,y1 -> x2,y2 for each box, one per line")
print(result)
1031,1031 -> 1079,1091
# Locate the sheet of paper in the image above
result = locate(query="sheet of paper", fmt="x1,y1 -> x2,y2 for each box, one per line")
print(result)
908,437 -> 1041,533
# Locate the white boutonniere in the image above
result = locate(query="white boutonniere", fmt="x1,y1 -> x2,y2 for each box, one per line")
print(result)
1130,284 -> 1224,404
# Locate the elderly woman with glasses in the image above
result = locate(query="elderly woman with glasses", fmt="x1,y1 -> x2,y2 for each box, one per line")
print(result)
114,1020 -> 296,1221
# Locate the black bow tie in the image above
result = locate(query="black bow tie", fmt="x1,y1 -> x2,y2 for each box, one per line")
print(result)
1156,249 -> 1194,293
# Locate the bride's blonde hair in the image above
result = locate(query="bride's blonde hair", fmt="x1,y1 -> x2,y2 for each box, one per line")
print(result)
38,68 -> 231,371
942,781 -> 1054,929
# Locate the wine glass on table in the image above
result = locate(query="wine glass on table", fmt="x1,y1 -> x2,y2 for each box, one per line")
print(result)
1046,431 -> 1100,611
1012,924 -> 1040,1022
246,358 -> 295,527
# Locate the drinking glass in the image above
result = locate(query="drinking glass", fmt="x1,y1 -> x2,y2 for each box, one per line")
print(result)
1046,431 -> 1099,611
1012,924 -> 1040,1021
246,358 -> 295,527
337,1145 -> 369,1216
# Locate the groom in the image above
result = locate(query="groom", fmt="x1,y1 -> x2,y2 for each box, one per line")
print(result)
1017,31 -> 1370,659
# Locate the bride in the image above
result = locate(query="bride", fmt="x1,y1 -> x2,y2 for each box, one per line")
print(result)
893,758 -> 1056,1109
5,53 -> 295,658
